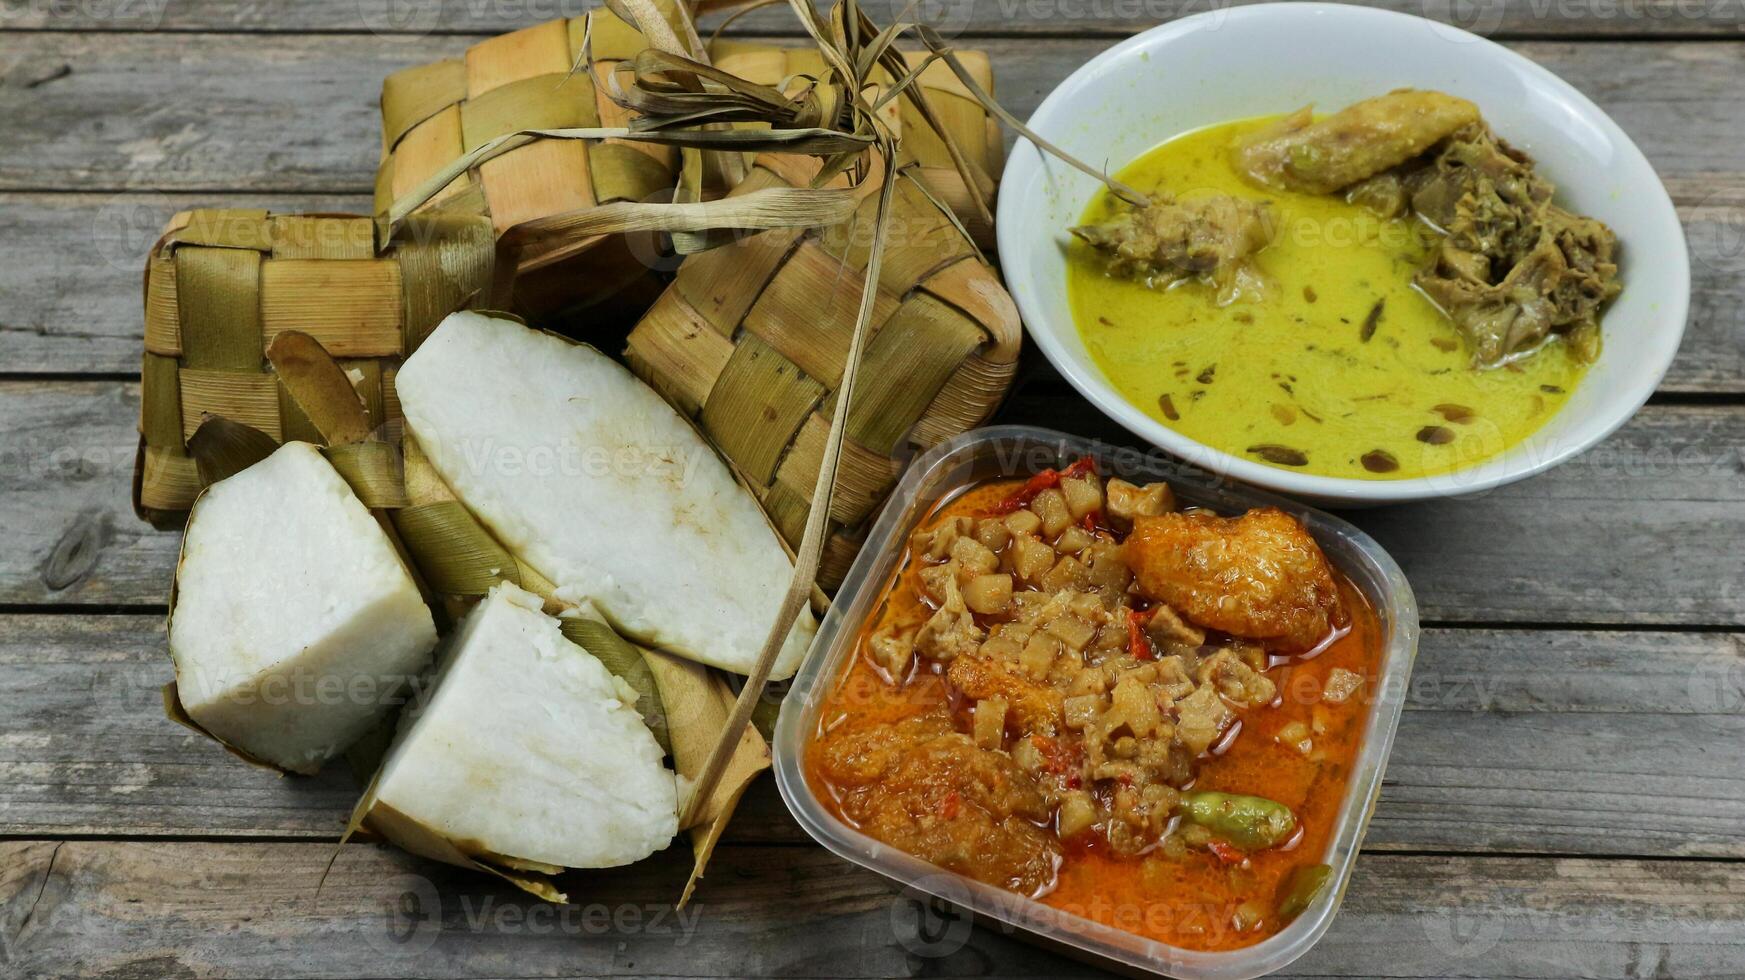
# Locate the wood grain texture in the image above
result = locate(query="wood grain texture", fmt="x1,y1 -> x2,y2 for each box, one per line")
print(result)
5,620 -> 1743,856
3,380 -> 1742,623
3,839 -> 1743,980
4,193 -> 1743,390
2,0 -> 1743,37
0,193 -> 370,375
1,34 -> 1739,196
2,35 -> 1741,385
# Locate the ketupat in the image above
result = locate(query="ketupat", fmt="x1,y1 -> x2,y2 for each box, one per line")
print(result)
167,442 -> 438,774
394,310 -> 816,679
626,153 -> 1022,590
708,39 -> 1003,248
376,5 -> 690,319
134,208 -> 495,525
355,582 -> 677,895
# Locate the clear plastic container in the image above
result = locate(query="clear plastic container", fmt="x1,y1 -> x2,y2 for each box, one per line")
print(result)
773,426 -> 1419,980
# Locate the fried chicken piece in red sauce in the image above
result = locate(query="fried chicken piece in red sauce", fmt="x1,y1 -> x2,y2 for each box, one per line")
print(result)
816,709 -> 1061,895
1123,507 -> 1347,653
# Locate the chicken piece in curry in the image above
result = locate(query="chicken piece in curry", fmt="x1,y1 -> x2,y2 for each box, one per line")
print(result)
1070,193 -> 1275,304
1231,90 -> 1481,195
806,461 -> 1380,950
1125,507 -> 1349,654
1228,88 -> 1621,367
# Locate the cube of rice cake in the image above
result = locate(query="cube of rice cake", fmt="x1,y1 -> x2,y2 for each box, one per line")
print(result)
168,442 -> 437,774
395,311 -> 816,679
364,582 -> 677,870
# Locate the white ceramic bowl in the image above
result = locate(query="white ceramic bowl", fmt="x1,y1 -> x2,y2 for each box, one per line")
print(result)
997,2 -> 1689,505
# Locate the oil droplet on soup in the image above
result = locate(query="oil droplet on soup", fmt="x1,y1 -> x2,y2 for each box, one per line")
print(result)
1068,117 -> 1589,480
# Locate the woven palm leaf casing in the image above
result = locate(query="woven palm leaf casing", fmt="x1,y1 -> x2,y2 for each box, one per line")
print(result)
377,7 -> 684,320
625,153 -> 1022,589
134,208 -> 495,526
709,39 -> 1003,248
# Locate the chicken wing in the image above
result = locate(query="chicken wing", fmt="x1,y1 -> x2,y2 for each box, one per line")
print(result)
1123,507 -> 1347,653
1232,90 -> 1480,195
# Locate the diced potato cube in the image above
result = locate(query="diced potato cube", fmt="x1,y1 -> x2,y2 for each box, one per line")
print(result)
1323,667 -> 1364,704
1277,720 -> 1313,755
1061,473 -> 1104,520
1107,676 -> 1163,738
973,697 -> 1008,749
1084,541 -> 1131,594
1003,509 -> 1041,537
1012,737 -> 1044,772
1066,591 -> 1104,620
975,518 -> 1012,553
1092,622 -> 1128,653
1032,488 -> 1073,537
1058,790 -> 1098,838
1105,479 -> 1175,528
1010,535 -> 1056,585
1045,614 -> 1097,652
1063,693 -> 1102,729
1055,525 -> 1093,555
1039,555 -> 1091,593
980,634 -> 1022,663
963,574 -> 1013,615
1019,633 -> 1061,679
948,536 -> 999,575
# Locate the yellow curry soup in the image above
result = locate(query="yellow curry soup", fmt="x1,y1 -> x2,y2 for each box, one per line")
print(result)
1068,117 -> 1590,480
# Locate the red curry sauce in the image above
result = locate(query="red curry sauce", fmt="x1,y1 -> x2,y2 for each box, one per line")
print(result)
803,477 -> 1381,951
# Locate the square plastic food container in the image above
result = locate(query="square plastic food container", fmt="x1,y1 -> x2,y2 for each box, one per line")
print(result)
773,426 -> 1419,979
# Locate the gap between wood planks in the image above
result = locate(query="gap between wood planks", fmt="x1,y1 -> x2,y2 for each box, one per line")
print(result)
4,831 -> 1745,864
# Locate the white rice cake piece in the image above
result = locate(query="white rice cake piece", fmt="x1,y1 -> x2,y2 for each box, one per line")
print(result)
367,582 -> 677,869
395,311 -> 816,679
169,442 -> 437,774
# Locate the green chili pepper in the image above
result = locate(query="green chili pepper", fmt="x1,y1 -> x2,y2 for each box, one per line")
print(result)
1276,863 -> 1333,922
1177,791 -> 1297,850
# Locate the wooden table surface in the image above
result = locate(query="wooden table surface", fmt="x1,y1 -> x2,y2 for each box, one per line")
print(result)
2,2 -> 1742,978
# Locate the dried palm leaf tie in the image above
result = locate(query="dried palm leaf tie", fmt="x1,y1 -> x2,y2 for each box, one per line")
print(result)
659,0 -> 1165,833
133,208 -> 494,527
376,5 -> 692,318
710,39 -> 1002,247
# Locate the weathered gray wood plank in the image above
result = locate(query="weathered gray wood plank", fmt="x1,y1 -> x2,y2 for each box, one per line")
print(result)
3,0 -> 1743,38
3,381 -> 1742,624
2,34 -> 1739,196
5,612 -> 1743,857
6,190 -> 1740,388
0,193 -> 370,375
3,840 -> 1742,979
